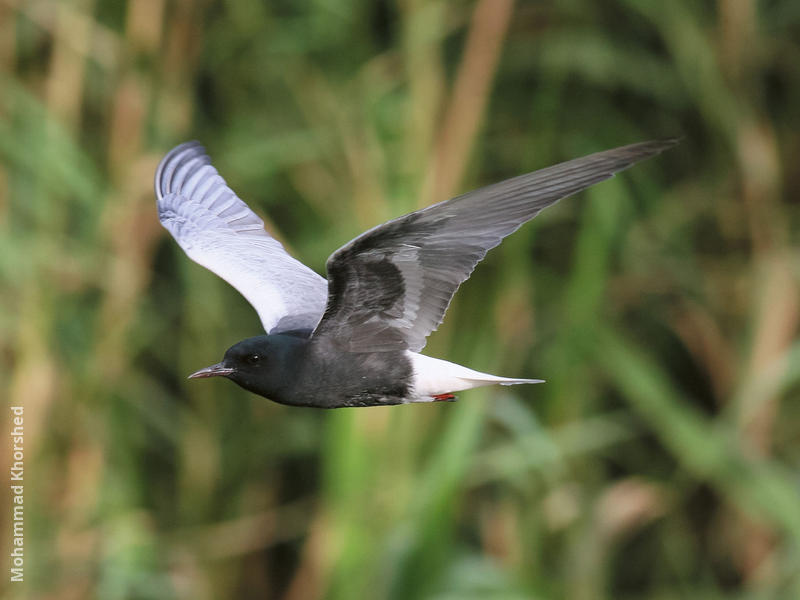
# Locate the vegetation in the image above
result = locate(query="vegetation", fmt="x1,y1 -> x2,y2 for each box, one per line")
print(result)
1,1 -> 799,598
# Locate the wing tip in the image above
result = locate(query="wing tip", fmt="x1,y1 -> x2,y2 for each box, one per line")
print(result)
154,140 -> 207,202
618,136 -> 681,162
586,136 -> 680,183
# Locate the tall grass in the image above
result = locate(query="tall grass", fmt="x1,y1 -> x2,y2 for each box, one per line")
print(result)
1,1 -> 799,599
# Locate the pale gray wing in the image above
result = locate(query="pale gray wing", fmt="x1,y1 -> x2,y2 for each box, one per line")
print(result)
155,141 -> 328,334
313,139 -> 678,352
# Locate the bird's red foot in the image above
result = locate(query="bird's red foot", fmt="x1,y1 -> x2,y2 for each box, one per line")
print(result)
433,393 -> 456,402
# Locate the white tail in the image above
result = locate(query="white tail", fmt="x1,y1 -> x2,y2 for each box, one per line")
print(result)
408,352 -> 543,400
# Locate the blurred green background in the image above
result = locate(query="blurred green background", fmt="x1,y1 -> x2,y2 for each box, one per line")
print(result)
2,0 -> 799,598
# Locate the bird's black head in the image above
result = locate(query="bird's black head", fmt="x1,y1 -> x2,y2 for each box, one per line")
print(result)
188,334 -> 305,401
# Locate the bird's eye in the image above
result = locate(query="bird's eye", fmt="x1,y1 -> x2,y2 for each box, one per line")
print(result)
246,354 -> 261,365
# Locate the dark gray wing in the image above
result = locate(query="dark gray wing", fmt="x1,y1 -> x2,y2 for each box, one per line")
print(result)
155,142 -> 328,334
313,139 -> 677,352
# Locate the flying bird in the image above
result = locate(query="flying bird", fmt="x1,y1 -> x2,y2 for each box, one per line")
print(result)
155,138 -> 675,407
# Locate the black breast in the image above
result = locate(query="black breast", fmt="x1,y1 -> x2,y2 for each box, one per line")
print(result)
291,342 -> 414,408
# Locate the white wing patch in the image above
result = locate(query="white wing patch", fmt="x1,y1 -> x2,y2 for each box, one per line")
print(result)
156,142 -> 328,334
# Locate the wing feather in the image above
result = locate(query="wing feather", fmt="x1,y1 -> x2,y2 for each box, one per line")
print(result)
155,141 -> 328,334
313,139 -> 678,352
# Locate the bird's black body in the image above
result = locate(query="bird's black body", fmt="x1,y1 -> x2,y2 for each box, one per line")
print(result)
157,138 -> 677,407
203,335 -> 414,408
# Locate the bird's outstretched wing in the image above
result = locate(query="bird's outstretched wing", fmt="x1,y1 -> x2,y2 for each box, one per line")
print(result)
313,139 -> 677,352
155,142 -> 328,334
